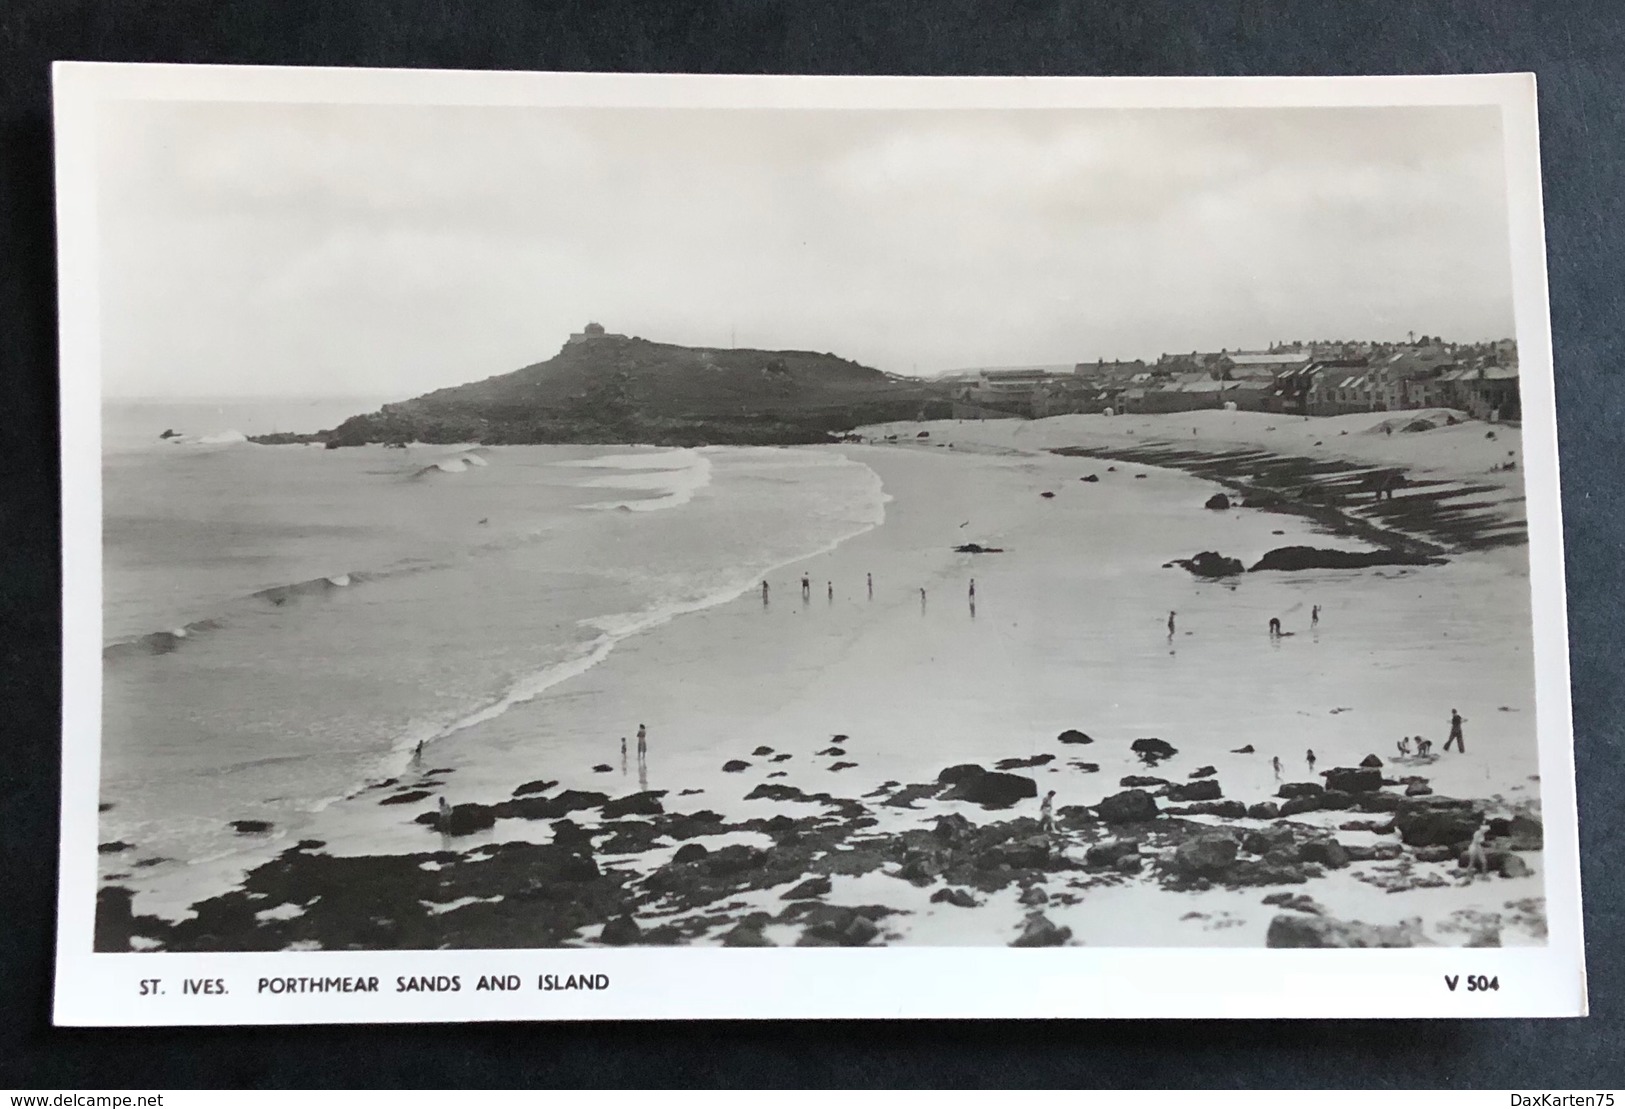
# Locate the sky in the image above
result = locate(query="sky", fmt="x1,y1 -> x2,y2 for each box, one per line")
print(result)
95,99 -> 1517,399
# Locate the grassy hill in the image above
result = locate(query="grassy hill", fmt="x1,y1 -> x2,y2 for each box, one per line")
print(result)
254,336 -> 950,447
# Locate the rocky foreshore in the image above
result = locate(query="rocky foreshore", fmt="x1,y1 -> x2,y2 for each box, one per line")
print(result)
95,734 -> 1544,953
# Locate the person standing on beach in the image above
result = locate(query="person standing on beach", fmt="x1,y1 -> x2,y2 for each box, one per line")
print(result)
801,573 -> 811,601
1444,709 -> 1466,753
1039,790 -> 1056,833
867,572 -> 873,599
827,580 -> 833,602
1271,756 -> 1283,778
761,580 -> 769,606
637,724 -> 648,763
1467,822 -> 1490,877
1167,610 -> 1176,638
1311,604 -> 1320,627
413,740 -> 424,763
1305,749 -> 1317,772
1269,617 -> 1282,638
437,796 -> 453,829
620,736 -> 628,774
969,578 -> 976,600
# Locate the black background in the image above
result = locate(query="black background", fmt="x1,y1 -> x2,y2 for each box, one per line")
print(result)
2,0 -> 1621,1089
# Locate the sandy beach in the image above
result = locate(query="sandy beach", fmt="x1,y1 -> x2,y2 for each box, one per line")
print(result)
97,410 -> 1546,952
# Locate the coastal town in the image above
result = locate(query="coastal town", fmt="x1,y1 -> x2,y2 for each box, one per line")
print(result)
950,335 -> 1520,424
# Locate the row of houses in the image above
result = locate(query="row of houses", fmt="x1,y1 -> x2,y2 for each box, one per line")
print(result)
952,342 -> 1520,423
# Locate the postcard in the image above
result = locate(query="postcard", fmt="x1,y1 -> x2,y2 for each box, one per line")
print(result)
54,64 -> 1585,1023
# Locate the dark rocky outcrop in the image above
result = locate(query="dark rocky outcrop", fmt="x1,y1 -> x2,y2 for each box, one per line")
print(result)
1248,546 -> 1438,573
994,754 -> 1055,770
1095,789 -> 1159,824
511,779 -> 557,797
1320,767 -> 1383,794
1189,765 -> 1217,779
592,764 -> 613,773
1171,551 -> 1245,578
1010,913 -> 1072,948
781,876 -> 833,900
939,767 -> 1038,809
229,820 -> 273,835
600,914 -> 642,946
1120,775 -> 1168,788
1394,798 -> 1485,848
721,760 -> 751,773
1056,729 -> 1094,745
1165,800 -> 1247,819
601,791 -> 666,819
1277,782 -> 1324,799
954,543 -> 1005,554
1172,833 -> 1239,876
1359,754 -> 1384,768
1131,737 -> 1179,763
1085,840 -> 1141,867
379,790 -> 432,806
1204,493 -> 1231,510
1165,779 -> 1222,803
671,843 -> 709,865
752,746 -> 775,757
930,887 -> 978,908
1231,745 -> 1255,754
1266,914 -> 1432,948
98,841 -> 133,854
1246,802 -> 1281,820
794,906 -> 881,947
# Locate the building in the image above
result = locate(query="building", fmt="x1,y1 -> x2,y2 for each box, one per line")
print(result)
566,321 -> 627,345
1223,350 -> 1311,381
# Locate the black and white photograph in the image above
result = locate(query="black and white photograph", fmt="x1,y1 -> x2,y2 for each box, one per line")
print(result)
54,65 -> 1584,1023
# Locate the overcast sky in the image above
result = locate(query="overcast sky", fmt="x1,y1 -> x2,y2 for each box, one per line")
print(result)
96,100 -> 1515,399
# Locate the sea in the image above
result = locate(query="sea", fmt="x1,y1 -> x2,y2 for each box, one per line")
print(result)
99,399 -> 887,907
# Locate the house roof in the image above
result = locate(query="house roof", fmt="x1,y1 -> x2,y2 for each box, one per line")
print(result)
1228,351 -> 1311,366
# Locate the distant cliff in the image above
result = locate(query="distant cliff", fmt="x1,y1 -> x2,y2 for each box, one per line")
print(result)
251,336 -> 951,448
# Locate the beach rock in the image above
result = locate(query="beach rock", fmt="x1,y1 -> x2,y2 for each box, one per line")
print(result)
1297,839 -> 1350,869
1011,913 -> 1072,948
768,771 -> 787,779
294,839 -> 326,851
954,543 -> 1005,554
1248,546 -> 1436,573
883,783 -> 944,809
977,836 -> 1051,871
1458,850 -> 1534,879
1120,775 -> 1168,788
1095,789 -> 1159,824
1242,825 -> 1301,856
98,841 -> 133,854
1277,782 -> 1324,799
1246,802 -> 1281,820
1131,737 -> 1179,763
1172,551 -> 1245,578
601,791 -> 666,819
679,788 -> 704,795
829,762 -> 858,772
512,779 -> 557,797
1339,819 -> 1396,835
1017,885 -> 1049,906
817,746 -> 846,756
941,769 -> 1038,809
937,764 -> 986,787
1167,800 -> 1247,819
932,814 -> 975,843
781,876 -> 833,901
1262,892 -> 1325,914
430,804 -> 495,836
1319,790 -> 1355,811
1085,840 -> 1141,867
592,764 -> 613,773
1355,792 -> 1403,813
99,802 -> 114,813
1278,796 -> 1324,818
1266,914 -> 1432,948
379,790 -> 432,806
600,914 -> 641,946
671,842 -> 709,865
1359,754 -> 1384,768
752,745 -> 774,757
931,887 -> 978,908
1321,767 -> 1383,794
721,760 -> 751,773
1204,493 -> 1231,510
995,754 -> 1055,770
1488,813 -> 1543,850
1114,854 -> 1144,874
795,907 -> 879,947
721,924 -> 774,947
1070,762 -> 1101,773
1056,729 -> 1094,745
1166,779 -> 1222,803
1173,833 -> 1239,876
1395,799 -> 1485,848
1189,765 -> 1217,779
229,820 -> 274,835
1231,745 -> 1255,754
1405,781 -> 1433,796
1081,474 -> 1100,483
770,754 -> 792,763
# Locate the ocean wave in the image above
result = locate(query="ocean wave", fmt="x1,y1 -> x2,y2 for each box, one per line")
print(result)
410,450 -> 491,479
103,572 -> 374,661
574,449 -> 714,512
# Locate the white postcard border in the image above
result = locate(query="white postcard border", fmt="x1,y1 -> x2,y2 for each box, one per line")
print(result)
53,64 -> 1586,1024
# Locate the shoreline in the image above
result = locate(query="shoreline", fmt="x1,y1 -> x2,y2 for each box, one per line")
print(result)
97,425 -> 1545,949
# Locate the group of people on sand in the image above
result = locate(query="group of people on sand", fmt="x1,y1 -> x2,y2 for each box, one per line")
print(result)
1397,709 -> 1468,758
763,571 -> 975,612
1167,604 -> 1323,642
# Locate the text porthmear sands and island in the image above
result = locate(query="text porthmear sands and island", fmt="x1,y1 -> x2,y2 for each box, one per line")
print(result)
97,322 -> 1545,953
